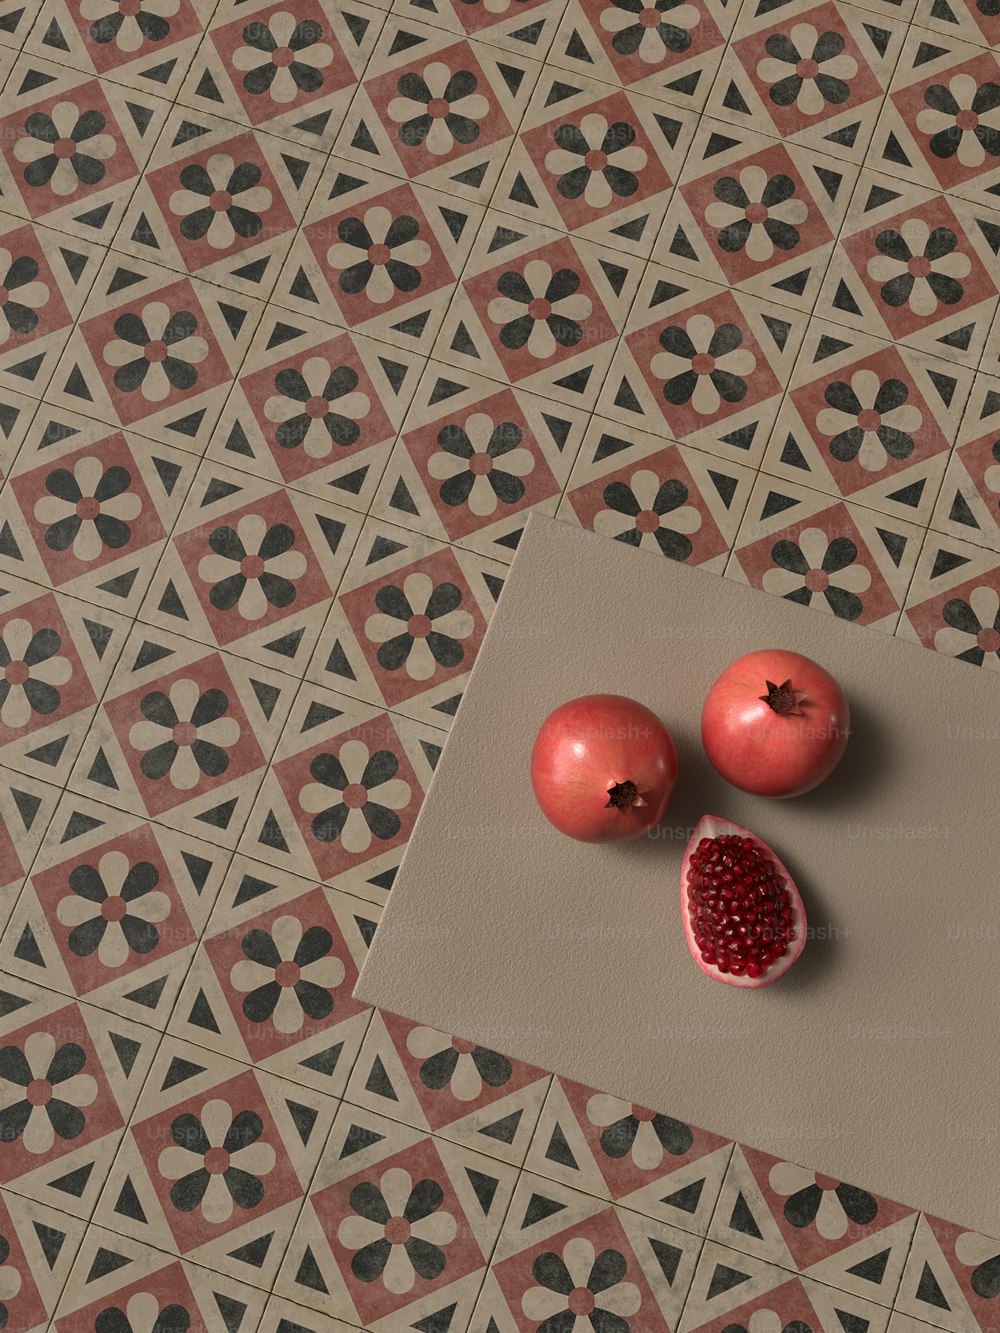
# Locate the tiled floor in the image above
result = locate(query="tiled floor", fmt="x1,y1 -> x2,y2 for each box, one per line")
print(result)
0,0 -> 997,1330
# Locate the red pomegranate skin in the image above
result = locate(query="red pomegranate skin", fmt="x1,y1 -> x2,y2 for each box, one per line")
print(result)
701,649 -> 849,798
530,693 -> 677,843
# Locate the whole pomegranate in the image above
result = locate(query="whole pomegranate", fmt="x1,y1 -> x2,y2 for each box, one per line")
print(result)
530,693 -> 678,842
701,649 -> 849,798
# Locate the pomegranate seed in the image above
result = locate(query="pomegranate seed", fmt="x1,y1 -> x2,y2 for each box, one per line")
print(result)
685,834 -> 794,979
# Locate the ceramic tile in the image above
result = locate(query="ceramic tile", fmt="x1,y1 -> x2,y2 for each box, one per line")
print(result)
0,576 -> 129,787
371,360 -> 590,561
678,1239 -> 893,1333
726,473 -> 924,630
703,0 -> 907,166
47,254 -> 263,455
761,317 -> 974,526
931,370 -> 1000,550
913,0 -> 1000,52
391,0 -> 570,58
259,1293 -> 360,1332
207,306 -> 424,516
546,0 -> 739,113
0,791 -> 230,1028
556,414 -> 757,572
897,527 -> 1000,669
139,461 -> 363,677
68,622 -> 294,849
0,977 -> 158,1221
0,388 -> 38,487
0,55 -> 169,245
895,1213 -> 1000,1333
273,1101 -> 519,1328
870,30 -> 1000,211
92,1034 -> 338,1290
116,106 -> 327,301
177,0 -> 385,152
523,1074 -> 734,1234
817,170 -> 1000,369
434,211 -> 644,411
345,1008 -> 552,1168
470,1170 -> 703,1331
24,0 -> 220,98
0,1189 -> 86,1333
652,115 -> 859,312
306,517 -> 507,727
0,764 -> 59,934
52,1224 -> 269,1333
271,153 -> 483,355
709,1145 -> 919,1307
0,0 -> 41,49
0,406 -> 199,617
239,683 -> 442,903
0,214 -> 102,403
169,853 -> 380,1098
332,19 -> 541,205
494,67 -> 697,258
595,265 -> 808,468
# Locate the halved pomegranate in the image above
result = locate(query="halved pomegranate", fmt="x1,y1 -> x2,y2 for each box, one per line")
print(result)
680,815 -> 806,988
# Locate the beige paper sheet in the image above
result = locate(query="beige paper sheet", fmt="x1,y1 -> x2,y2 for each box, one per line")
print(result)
356,513 -> 1000,1234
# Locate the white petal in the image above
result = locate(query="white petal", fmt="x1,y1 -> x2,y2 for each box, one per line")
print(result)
969,584 -> 1000,628
407,1026 -> 450,1059
450,1052 -> 483,1101
586,1091 -> 630,1126
815,1189 -> 849,1239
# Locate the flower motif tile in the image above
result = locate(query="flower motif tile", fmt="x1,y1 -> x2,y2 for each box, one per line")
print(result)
0,56 -> 168,245
0,216 -> 101,403
679,1239 -> 892,1333
0,1189 -> 86,1333
494,69 -> 696,257
52,1224 -> 269,1333
818,171 -> 1000,368
272,154 -> 483,354
557,415 -> 756,572
761,319 -> 974,525
333,19 -> 540,205
897,528 -> 1000,669
24,0 -> 218,98
307,519 -> 505,726
524,1075 -> 734,1234
596,266 -> 807,468
346,1008 -> 551,1167
0,977 -> 157,1221
391,0 -> 570,58
470,1171 -> 703,1331
371,360 -> 589,560
179,0 -> 385,151
0,407 -> 198,617
435,213 -> 644,411
653,117 -> 859,312
895,1213 -> 1000,1333
931,371 -> 1000,549
914,0 -> 1000,52
239,684 -> 442,902
69,624 -> 294,847
727,474 -> 923,630
0,576 -> 127,788
92,1035 -> 338,1290
274,1102 -> 518,1328
207,306 -> 424,515
704,0 -> 906,166
47,255 -> 263,454
546,0 -> 739,112
0,791 -> 229,1028
169,853 -> 379,1097
140,463 -> 362,676
117,107 -> 327,300
710,1146 -> 920,1308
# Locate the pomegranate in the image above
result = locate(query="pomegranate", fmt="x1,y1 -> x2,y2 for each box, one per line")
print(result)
530,693 -> 677,843
681,815 -> 806,988
701,649 -> 849,798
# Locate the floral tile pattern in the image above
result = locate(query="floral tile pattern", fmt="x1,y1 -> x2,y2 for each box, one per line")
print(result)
760,317 -> 974,525
92,1035 -> 338,1290
470,1170 -> 703,1330
391,0 -> 571,58
895,1213 -> 1000,1333
913,0 -> 1000,49
0,1189 -> 86,1333
371,360 -> 590,560
897,527 -> 1000,668
274,1101 -> 519,1327
931,370 -> 1000,549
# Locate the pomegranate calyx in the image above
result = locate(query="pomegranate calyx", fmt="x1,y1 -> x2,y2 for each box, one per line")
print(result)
759,678 -> 807,716
604,779 -> 647,811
